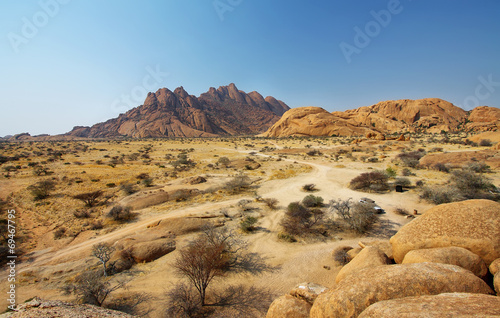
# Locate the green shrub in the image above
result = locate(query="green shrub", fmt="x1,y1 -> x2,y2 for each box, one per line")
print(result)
349,171 -> 389,193
302,195 -> 324,207
28,180 -> 56,201
385,167 -> 397,178
240,216 -> 258,233
277,232 -> 297,243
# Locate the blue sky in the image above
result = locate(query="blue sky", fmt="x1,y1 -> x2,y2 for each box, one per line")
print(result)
1,0 -> 499,136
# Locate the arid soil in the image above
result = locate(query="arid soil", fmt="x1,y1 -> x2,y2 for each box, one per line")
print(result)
0,134 -> 498,317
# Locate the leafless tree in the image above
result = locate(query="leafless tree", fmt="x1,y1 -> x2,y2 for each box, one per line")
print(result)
92,242 -> 115,276
63,270 -> 125,307
172,226 -> 272,306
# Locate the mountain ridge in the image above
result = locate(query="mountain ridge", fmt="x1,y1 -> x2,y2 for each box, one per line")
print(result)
65,83 -> 289,138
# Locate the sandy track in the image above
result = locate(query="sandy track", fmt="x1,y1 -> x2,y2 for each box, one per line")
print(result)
3,149 -> 436,317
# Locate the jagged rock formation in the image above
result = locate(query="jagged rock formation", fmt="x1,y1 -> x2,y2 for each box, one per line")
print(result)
262,98 -> 500,137
66,83 -> 289,138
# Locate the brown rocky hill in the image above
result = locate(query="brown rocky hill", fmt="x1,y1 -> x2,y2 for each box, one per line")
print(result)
263,98 -> 500,137
66,83 -> 289,138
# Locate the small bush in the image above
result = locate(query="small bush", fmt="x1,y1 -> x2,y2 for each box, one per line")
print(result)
302,194 -> 324,207
479,139 -> 492,147
164,283 -> 202,318
394,177 -> 411,188
385,167 -> 397,178
393,207 -> 410,216
280,202 -> 325,236
263,198 -> 279,210
401,168 -> 414,176
465,162 -> 490,173
142,178 -> 153,187
73,210 -> 91,219
332,246 -> 352,266
451,170 -> 496,199
90,220 -> 103,230
120,183 -> 138,195
54,227 -> 66,240
136,173 -> 149,180
107,205 -> 133,222
224,174 -> 252,193
329,199 -> 377,233
396,150 -> 425,168
277,232 -> 297,243
240,216 -> 258,233
28,180 -> 56,201
302,184 -> 316,192
432,163 -> 449,173
420,186 -> 464,204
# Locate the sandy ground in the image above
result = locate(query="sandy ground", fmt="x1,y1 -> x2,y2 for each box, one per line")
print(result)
1,138 -> 485,317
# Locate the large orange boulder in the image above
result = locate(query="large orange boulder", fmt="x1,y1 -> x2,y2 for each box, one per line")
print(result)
390,199 -> 500,265
265,295 -> 311,318
309,263 -> 493,318
358,293 -> 500,318
130,238 -> 176,263
402,246 -> 488,278
490,258 -> 500,276
335,246 -> 390,283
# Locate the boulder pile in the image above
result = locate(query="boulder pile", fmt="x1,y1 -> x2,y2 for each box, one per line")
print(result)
266,199 -> 500,317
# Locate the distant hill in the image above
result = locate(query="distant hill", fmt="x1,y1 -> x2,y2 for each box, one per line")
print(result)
262,99 -> 500,137
65,83 -> 289,138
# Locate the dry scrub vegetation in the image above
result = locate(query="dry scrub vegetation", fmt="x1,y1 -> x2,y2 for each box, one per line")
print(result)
0,133 -> 499,316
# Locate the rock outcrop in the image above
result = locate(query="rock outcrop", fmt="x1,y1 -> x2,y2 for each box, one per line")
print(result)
490,258 -> 500,276
265,295 -> 311,318
309,263 -> 493,318
390,199 -> 500,265
65,83 -> 289,138
467,106 -> 500,131
6,297 -> 135,317
260,107 -> 374,137
262,98 -> 500,137
419,149 -> 500,169
129,238 -> 176,263
266,283 -> 328,318
402,246 -> 488,278
335,246 -> 390,283
358,293 -> 500,318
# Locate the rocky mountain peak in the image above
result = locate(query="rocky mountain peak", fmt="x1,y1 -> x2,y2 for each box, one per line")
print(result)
66,84 -> 290,138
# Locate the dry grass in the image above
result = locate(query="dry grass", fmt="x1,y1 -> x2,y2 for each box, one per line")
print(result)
1,134 -> 499,316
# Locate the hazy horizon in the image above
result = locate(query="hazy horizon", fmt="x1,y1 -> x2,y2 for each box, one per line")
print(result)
1,0 -> 499,136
